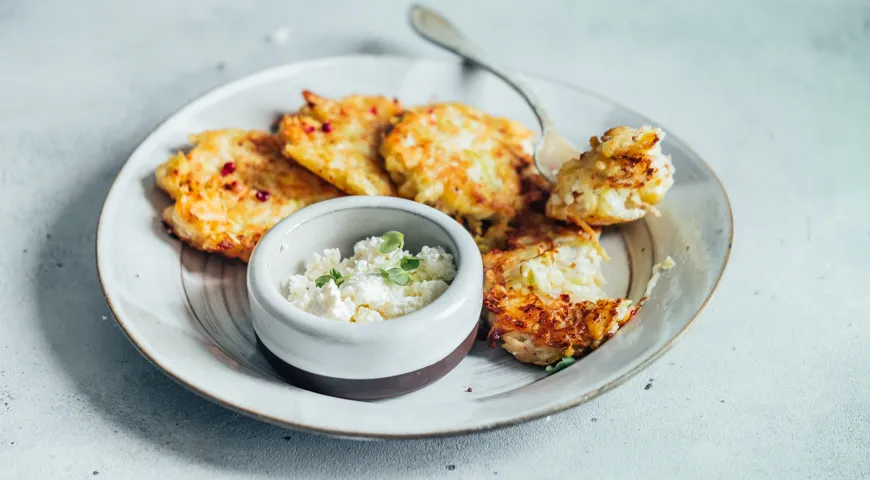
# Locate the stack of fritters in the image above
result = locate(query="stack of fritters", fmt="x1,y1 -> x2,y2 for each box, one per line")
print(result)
154,90 -> 672,368
156,92 -> 541,261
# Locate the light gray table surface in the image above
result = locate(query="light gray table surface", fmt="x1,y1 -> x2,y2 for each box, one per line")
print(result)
1,0 -> 868,478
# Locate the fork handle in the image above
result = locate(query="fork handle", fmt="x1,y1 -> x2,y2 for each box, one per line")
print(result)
408,4 -> 554,131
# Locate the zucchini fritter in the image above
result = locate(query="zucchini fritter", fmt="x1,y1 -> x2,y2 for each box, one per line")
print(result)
278,91 -> 401,196
482,217 -> 634,365
155,129 -> 342,262
380,103 -> 534,229
546,126 -> 674,226
471,164 -> 553,254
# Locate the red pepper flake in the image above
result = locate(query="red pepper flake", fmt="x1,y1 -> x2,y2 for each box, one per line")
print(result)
321,122 -> 333,133
255,190 -> 270,202
303,124 -> 315,134
465,387 -> 472,393
369,106 -> 377,115
223,181 -> 238,191
427,108 -> 434,114
221,162 -> 236,176
487,329 -> 502,348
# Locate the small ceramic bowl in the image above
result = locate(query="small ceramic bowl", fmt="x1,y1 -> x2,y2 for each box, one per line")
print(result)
247,196 -> 483,400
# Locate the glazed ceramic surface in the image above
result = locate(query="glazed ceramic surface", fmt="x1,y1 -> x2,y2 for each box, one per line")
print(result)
247,196 -> 483,383
96,55 -> 732,439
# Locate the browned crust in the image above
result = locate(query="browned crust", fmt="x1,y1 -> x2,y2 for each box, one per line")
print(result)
380,103 -> 530,225
481,218 -> 632,365
155,129 -> 342,262
591,126 -> 662,189
277,91 -> 401,196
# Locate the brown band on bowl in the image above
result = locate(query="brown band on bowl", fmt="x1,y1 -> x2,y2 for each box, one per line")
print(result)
257,324 -> 479,401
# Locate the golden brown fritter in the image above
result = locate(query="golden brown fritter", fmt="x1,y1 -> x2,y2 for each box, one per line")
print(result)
277,91 -> 402,196
481,112 -> 536,162
546,126 -> 675,226
482,217 -> 636,365
472,219 -> 513,254
155,129 -> 343,262
470,161 -> 552,254
380,103 -> 535,228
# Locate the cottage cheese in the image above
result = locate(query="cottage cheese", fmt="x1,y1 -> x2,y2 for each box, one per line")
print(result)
520,242 -> 606,302
285,235 -> 456,323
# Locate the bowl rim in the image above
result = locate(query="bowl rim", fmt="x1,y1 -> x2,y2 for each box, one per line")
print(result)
247,195 -> 484,342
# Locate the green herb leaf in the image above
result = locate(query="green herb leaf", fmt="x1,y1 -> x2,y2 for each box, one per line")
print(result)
377,268 -> 389,278
399,256 -> 421,271
330,268 -> 341,279
380,231 -> 404,254
386,267 -> 410,286
317,268 -> 347,287
545,356 -> 576,375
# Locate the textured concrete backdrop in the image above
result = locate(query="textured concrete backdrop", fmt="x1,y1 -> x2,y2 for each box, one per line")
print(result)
1,0 -> 868,478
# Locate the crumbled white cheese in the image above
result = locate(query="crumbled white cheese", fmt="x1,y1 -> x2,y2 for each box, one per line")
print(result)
642,256 -> 675,299
307,281 -> 355,322
520,243 -> 606,303
284,235 -> 456,322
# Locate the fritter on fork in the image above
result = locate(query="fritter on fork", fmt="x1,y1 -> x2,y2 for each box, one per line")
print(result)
546,126 -> 675,226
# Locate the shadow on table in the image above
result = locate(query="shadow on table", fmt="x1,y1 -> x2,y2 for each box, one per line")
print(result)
33,36 -> 590,477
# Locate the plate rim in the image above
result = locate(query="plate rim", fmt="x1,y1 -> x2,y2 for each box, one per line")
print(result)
95,53 -> 734,439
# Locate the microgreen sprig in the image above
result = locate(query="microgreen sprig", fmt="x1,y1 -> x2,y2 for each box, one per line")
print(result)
545,356 -> 576,375
380,231 -> 404,254
315,268 -> 347,288
378,267 -> 410,286
399,256 -> 421,271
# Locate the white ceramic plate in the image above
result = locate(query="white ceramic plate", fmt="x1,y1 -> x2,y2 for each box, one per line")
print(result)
96,55 -> 732,439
